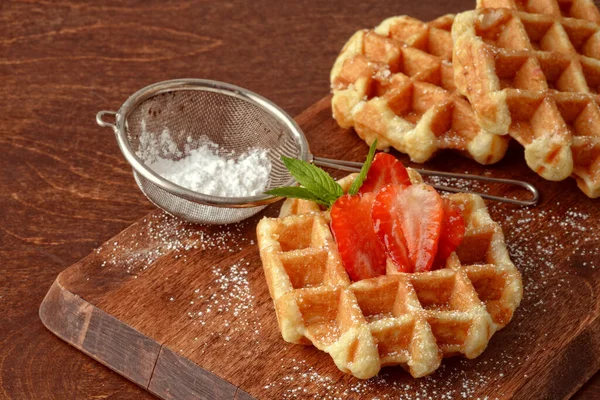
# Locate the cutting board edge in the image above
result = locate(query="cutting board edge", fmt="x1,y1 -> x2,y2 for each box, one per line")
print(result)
39,272 -> 256,400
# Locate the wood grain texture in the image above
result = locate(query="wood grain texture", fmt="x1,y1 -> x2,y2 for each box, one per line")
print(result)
148,347 -> 242,400
1,0 -> 599,398
39,96 -> 600,399
39,279 -> 161,388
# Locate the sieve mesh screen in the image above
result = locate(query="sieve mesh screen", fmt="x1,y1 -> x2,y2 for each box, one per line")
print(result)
114,82 -> 309,224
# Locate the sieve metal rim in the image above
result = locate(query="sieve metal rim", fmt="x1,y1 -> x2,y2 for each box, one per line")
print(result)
99,79 -> 311,208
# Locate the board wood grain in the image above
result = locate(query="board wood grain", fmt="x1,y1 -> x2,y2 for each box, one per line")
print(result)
39,95 -> 600,399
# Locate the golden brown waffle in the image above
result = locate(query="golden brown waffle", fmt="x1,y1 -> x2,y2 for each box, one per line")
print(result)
257,173 -> 522,379
452,6 -> 600,197
330,15 -> 510,165
477,0 -> 600,24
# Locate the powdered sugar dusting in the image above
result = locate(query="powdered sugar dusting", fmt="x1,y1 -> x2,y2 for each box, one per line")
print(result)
488,202 -> 599,300
94,211 -> 263,348
424,173 -> 492,194
149,143 -> 271,197
186,258 -> 262,345
96,212 -> 252,275
260,353 -> 521,399
136,121 -> 271,197
135,120 -> 184,162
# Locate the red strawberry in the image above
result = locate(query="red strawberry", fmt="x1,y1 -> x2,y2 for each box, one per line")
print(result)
371,184 -> 411,272
358,153 -> 411,194
372,183 -> 443,272
331,193 -> 387,281
433,199 -> 466,269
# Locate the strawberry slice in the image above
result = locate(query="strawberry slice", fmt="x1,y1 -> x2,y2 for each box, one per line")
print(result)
331,193 -> 387,281
433,199 -> 466,269
371,184 -> 411,272
399,184 -> 444,272
372,183 -> 443,272
358,153 -> 411,194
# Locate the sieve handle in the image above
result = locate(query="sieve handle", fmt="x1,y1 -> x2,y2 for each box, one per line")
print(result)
96,110 -> 118,131
313,156 -> 540,206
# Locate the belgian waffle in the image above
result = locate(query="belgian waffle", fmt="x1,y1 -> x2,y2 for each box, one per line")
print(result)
477,0 -> 600,24
452,5 -> 600,197
257,173 -> 523,379
330,15 -> 510,165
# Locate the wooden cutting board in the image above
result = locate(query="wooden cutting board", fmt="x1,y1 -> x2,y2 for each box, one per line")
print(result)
39,96 -> 600,400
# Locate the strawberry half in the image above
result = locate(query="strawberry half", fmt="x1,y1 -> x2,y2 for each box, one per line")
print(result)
433,199 -> 466,269
372,184 -> 411,272
330,192 -> 387,281
373,183 -> 443,272
358,153 -> 411,194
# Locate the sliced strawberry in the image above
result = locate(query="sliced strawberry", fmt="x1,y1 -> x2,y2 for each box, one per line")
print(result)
358,153 -> 411,194
371,184 -> 411,272
331,193 -> 387,281
433,199 -> 466,269
401,184 -> 444,272
373,183 -> 443,272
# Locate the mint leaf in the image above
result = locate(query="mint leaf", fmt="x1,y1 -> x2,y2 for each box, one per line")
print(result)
265,186 -> 329,206
281,157 -> 343,205
266,142 -> 379,208
348,139 -> 378,195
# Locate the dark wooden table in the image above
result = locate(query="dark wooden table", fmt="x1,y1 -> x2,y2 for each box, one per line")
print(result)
0,0 -> 598,398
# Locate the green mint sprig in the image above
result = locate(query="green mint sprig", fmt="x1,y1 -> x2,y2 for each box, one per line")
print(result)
265,139 -> 378,208
348,138 -> 377,195
264,186 -> 330,207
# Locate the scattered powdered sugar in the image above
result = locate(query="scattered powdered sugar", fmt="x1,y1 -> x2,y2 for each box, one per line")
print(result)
261,353 -> 519,399
422,170 -> 523,201
186,259 -> 262,348
94,211 -> 263,349
96,212 -> 253,275
136,120 -> 271,197
424,173 -> 491,195
487,203 -> 599,304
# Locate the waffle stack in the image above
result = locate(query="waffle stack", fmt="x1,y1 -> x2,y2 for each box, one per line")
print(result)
330,15 -> 510,165
453,1 -> 600,197
331,0 -> 600,198
257,173 -> 523,379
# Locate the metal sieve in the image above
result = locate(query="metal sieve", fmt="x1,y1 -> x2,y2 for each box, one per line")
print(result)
96,79 -> 311,224
96,79 -> 539,225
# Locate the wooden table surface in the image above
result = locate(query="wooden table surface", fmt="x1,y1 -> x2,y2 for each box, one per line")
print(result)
0,0 -> 598,399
